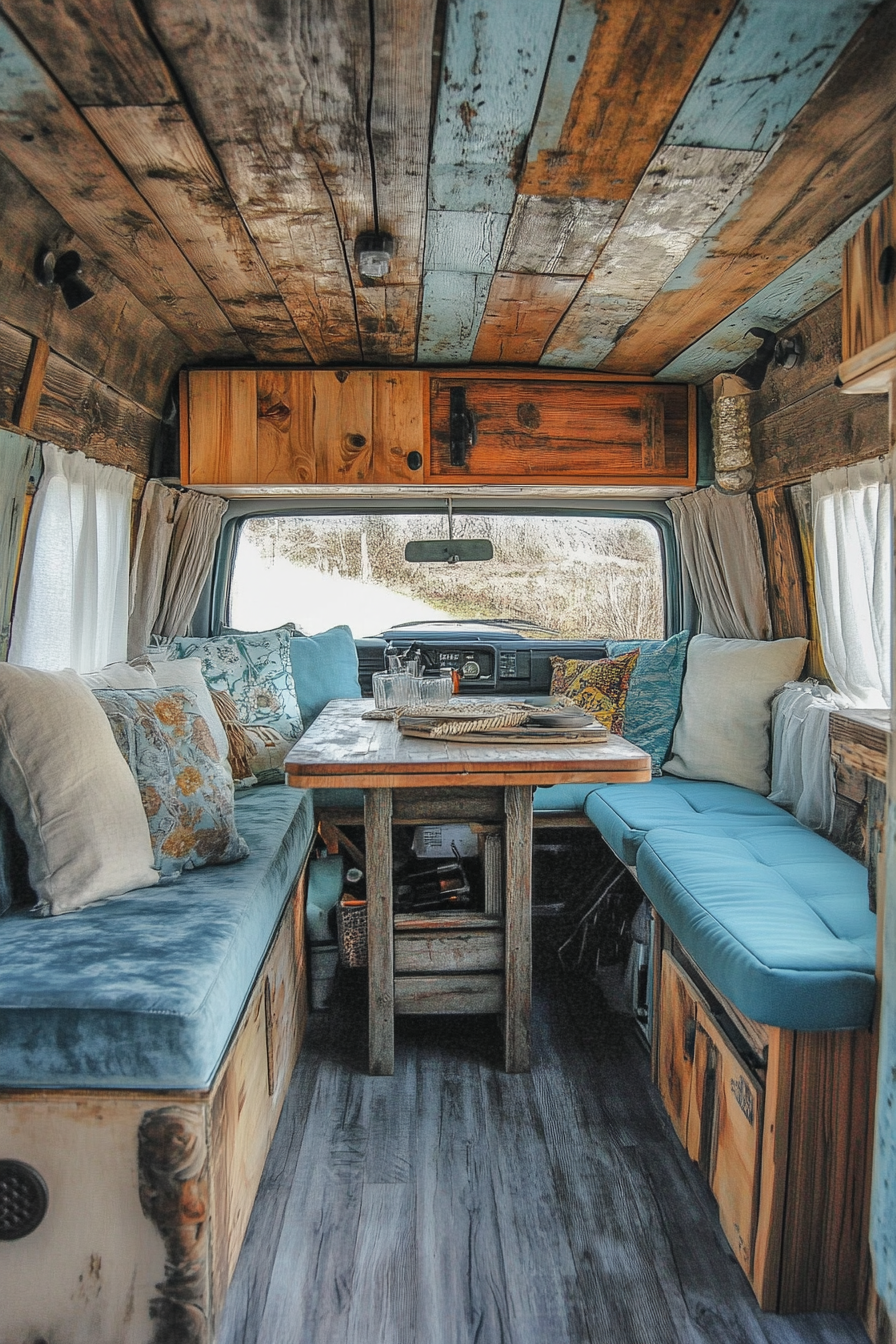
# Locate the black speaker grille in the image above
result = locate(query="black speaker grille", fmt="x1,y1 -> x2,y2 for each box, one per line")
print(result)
0,1159 -> 48,1240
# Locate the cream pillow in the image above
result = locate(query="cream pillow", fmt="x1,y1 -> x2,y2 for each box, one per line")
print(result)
80,660 -> 155,691
147,656 -> 231,770
0,666 -> 158,914
662,635 -> 808,795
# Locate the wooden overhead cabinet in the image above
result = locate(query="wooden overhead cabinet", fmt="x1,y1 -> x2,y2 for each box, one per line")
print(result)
840,186 -> 896,393
180,369 -> 695,487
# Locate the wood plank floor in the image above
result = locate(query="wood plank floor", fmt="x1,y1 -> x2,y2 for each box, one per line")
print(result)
217,955 -> 870,1344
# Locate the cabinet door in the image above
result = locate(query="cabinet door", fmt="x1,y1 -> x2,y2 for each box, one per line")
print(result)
427,377 -> 692,484
657,951 -> 699,1149
373,371 -> 426,482
187,369 -> 258,484
699,1006 -> 764,1278
257,370 -> 315,484
312,369 -> 374,483
843,191 -> 896,361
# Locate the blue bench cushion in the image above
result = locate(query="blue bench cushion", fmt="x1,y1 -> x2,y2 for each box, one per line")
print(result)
585,777 -> 800,866
0,785 -> 315,1090
637,826 -> 877,1031
314,783 -> 601,815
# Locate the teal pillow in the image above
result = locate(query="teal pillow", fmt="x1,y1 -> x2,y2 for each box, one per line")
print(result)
93,687 -> 248,878
160,627 -> 302,739
289,627 -> 361,728
606,631 -> 689,773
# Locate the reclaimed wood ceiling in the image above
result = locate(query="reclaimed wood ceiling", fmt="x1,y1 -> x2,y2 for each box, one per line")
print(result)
0,0 -> 894,384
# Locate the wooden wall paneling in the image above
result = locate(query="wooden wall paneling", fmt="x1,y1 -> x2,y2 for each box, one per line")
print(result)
144,0 -> 362,365
658,194 -> 888,385
0,153 -> 188,415
472,274 -> 582,364
742,294 -> 843,420
753,486 -> 809,641
311,369 -> 374,484
601,4 -> 896,374
372,370 -> 426,483
753,384 -> 888,490
256,370 -> 315,485
12,336 -> 49,433
0,17 -> 245,359
843,191 -> 896,363
656,951 -> 699,1150
187,369 -> 257,485
83,105 -> 310,364
777,1026 -> 876,1313
417,0 -> 561,362
752,1028 -> 794,1311
519,0 -> 736,203
0,319 -> 34,425
542,145 -> 764,369
427,378 -> 691,484
30,344 -> 158,474
788,482 -> 830,683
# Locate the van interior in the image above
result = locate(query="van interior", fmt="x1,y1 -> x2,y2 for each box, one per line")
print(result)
0,2 -> 895,1342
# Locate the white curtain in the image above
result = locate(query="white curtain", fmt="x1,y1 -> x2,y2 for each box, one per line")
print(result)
812,456 -> 892,708
769,680 -> 849,831
9,444 -> 133,672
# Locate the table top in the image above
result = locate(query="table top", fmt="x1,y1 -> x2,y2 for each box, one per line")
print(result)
284,698 -> 652,790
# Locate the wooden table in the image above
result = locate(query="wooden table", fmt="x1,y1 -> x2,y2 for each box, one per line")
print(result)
285,699 -> 651,1075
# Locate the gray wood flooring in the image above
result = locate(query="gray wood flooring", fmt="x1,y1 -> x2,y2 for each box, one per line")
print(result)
217,957 -> 870,1344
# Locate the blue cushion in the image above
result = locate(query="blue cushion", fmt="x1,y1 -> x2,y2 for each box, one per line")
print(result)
586,777 -> 800,866
290,627 -> 361,728
314,786 -> 365,812
0,785 -> 315,1089
606,632 -> 688,771
636,825 -> 877,1031
534,783 -> 601,812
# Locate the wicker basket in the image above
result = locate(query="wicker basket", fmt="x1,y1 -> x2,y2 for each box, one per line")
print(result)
336,899 -> 368,968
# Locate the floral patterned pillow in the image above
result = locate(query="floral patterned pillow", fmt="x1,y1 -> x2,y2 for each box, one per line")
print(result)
159,627 -> 302,739
93,687 -> 248,878
549,649 -> 640,734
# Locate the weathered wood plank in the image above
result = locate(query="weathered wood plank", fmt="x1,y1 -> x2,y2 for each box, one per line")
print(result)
504,784 -> 532,1072
144,0 -> 362,364
754,486 -> 810,642
498,195 -> 622,276
750,296 -> 843,421
417,270 -> 493,363
393,973 -> 504,1015
3,0 -> 179,105
659,191 -> 889,385
12,336 -> 48,433
354,284 -> 421,366
472,273 -> 581,364
84,105 -> 310,364
543,145 -> 764,368
603,4 -> 896,374
519,0 -> 737,201
666,0 -> 878,152
753,384 -> 888,490
789,482 -> 830,684
424,210 -> 510,274
0,16 -> 245,357
365,787 -> 394,1075
394,929 -> 504,975
0,318 -> 33,424
0,152 -> 187,414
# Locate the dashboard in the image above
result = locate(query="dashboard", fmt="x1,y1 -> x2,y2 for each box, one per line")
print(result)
356,622 -> 610,697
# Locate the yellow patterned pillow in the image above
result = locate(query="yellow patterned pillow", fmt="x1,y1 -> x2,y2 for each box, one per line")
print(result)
549,650 -> 640,733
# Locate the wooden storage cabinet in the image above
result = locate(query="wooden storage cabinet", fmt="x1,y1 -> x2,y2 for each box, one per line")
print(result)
181,368 -> 696,487
843,191 -> 896,365
653,937 -> 874,1314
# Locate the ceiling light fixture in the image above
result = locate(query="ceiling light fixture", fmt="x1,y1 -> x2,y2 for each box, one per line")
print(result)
35,248 -> 95,310
355,231 -> 394,280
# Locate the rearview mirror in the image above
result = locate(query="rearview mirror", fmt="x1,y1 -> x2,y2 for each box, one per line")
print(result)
404,540 -> 494,563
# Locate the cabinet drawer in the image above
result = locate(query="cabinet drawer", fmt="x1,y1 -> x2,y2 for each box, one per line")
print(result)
842,191 -> 896,362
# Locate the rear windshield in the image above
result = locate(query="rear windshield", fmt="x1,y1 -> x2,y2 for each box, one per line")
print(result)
228,513 -> 665,640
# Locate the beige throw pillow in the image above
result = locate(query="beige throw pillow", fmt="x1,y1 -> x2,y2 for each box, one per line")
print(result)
662,634 -> 808,795
0,666 -> 158,914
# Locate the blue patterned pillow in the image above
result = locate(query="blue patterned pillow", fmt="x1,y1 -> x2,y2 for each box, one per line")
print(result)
159,627 -> 302,739
605,631 -> 689,773
93,687 -> 248,878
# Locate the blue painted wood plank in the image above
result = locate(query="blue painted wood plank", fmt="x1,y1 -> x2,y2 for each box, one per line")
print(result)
424,211 -> 510,274
428,0 -> 562,215
666,0 -> 877,152
416,270 -> 493,362
657,189 -> 889,383
522,0 -> 599,173
540,295 -> 643,370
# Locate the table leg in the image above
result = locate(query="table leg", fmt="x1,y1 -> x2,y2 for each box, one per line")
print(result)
504,784 -> 533,1073
365,787 -> 394,1075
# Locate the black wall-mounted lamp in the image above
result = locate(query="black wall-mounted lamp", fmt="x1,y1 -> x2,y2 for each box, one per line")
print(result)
733,326 -> 803,390
35,249 -> 95,310
355,231 -> 394,280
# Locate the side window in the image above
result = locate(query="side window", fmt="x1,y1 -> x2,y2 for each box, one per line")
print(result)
228,513 -> 667,639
